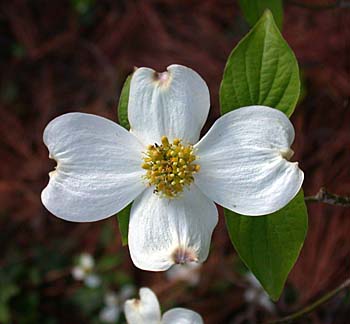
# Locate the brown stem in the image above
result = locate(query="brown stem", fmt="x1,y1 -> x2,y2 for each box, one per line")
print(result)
305,187 -> 350,207
269,278 -> 350,323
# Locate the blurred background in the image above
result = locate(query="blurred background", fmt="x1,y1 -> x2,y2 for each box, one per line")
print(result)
0,0 -> 349,323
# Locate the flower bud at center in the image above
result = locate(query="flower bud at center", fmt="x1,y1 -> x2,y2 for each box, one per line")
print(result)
142,136 -> 200,198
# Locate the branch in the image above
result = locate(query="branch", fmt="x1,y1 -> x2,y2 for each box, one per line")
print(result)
305,187 -> 350,207
269,278 -> 350,323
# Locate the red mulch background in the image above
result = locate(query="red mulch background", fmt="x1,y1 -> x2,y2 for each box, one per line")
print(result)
0,1 -> 349,323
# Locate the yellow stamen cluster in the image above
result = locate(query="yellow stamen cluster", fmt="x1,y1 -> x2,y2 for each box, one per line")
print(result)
142,136 -> 200,198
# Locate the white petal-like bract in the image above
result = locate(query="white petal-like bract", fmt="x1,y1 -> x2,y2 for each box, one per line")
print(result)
128,64 -> 210,145
41,113 -> 145,222
124,288 -> 204,324
162,308 -> 204,324
124,287 -> 161,324
71,266 -> 85,281
84,274 -> 101,288
99,305 -> 120,323
195,106 -> 304,216
79,253 -> 94,270
128,186 -> 218,271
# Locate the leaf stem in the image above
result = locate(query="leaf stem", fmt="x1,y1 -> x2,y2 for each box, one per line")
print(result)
304,187 -> 350,207
269,278 -> 350,323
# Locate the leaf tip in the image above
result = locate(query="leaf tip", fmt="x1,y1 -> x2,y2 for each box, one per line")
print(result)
270,290 -> 282,302
260,8 -> 278,29
262,8 -> 273,18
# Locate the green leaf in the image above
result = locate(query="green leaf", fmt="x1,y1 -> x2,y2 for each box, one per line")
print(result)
117,74 -> 132,130
238,0 -> 283,30
116,73 -> 133,245
220,9 -> 300,117
225,190 -> 308,301
117,204 -> 131,246
96,255 -> 121,270
71,0 -> 95,15
71,286 -> 104,315
0,283 -> 19,323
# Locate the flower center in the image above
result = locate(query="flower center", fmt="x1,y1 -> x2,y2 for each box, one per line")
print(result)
142,136 -> 200,198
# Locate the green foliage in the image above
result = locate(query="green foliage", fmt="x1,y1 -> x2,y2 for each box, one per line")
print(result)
225,191 -> 308,301
0,244 -> 71,324
0,283 -> 18,323
116,73 -> 133,245
238,0 -> 283,30
71,286 -> 104,315
71,0 -> 95,15
117,74 -> 132,130
220,10 -> 300,117
70,0 -> 96,26
117,204 -> 131,246
96,254 -> 121,271
98,222 -> 116,247
220,10 -> 307,300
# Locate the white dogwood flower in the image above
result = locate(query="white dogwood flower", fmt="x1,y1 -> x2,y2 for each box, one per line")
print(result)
99,286 -> 136,323
79,253 -> 94,269
124,287 -> 203,324
41,64 -> 304,271
72,253 -> 101,288
99,292 -> 121,323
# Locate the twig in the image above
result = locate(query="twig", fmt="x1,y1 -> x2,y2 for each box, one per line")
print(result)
269,278 -> 350,323
305,187 -> 350,207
